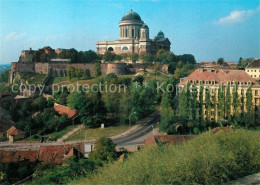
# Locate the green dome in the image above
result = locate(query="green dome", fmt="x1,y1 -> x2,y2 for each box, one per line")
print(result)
141,24 -> 149,29
122,9 -> 142,21
157,30 -> 164,36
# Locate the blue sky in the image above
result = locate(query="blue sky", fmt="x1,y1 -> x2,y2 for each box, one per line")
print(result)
0,0 -> 259,64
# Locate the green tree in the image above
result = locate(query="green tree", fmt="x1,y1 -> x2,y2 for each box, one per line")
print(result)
153,64 -> 160,75
89,137 -> 116,162
103,51 -> 116,62
130,54 -> 139,63
232,83 -> 240,124
226,84 -> 232,121
140,54 -> 154,63
80,92 -> 107,128
218,85 -> 225,122
0,69 -> 10,83
67,66 -> 76,81
69,48 -> 78,63
155,49 -> 175,64
75,68 -> 84,80
32,96 -> 48,111
205,87 -> 211,122
217,57 -> 224,65
178,82 -> 190,121
133,75 -> 144,85
84,69 -> 91,79
94,63 -> 102,77
245,86 -> 254,127
83,50 -> 98,63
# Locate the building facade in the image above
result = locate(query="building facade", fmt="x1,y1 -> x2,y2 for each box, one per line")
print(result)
178,68 -> 260,122
245,58 -> 260,83
96,9 -> 171,55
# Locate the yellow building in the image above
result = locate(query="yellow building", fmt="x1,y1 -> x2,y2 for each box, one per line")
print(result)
178,68 -> 260,122
245,58 -> 260,83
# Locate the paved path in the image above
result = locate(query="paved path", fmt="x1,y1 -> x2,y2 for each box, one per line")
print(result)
57,124 -> 85,142
0,111 -> 161,151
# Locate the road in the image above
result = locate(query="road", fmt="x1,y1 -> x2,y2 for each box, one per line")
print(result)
0,111 -> 160,151
113,114 -> 160,146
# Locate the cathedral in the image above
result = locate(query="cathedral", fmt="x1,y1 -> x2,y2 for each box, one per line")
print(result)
96,9 -> 171,55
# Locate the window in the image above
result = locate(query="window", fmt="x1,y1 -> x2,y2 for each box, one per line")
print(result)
108,47 -> 114,51
255,70 -> 256,72
125,29 -> 128,37
256,90 -> 259,96
122,46 -> 128,51
132,29 -> 134,37
247,70 -> 249,72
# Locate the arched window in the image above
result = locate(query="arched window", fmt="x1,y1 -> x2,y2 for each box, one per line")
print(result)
122,46 -> 128,51
108,47 -> 114,51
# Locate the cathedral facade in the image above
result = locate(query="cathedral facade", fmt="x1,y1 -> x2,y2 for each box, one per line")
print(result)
96,9 -> 171,55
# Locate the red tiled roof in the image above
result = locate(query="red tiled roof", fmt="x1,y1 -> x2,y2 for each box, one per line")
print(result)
246,58 -> 260,68
144,135 -> 195,146
6,126 -> 25,136
38,144 -> 83,164
54,103 -> 78,119
180,68 -> 258,85
0,150 -> 38,163
32,112 -> 40,118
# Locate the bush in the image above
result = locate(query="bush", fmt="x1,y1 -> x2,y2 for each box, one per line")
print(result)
72,130 -> 260,185
89,137 -> 116,162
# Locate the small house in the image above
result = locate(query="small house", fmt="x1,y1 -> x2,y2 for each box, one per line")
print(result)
6,126 -> 26,143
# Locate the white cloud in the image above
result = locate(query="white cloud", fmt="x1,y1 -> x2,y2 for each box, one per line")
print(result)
214,6 -> 260,25
5,32 -> 27,41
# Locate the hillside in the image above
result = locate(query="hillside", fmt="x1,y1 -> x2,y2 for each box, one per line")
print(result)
71,130 -> 260,185
0,64 -> 11,74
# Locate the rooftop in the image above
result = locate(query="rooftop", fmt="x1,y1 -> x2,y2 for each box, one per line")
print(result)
246,58 -> 260,68
6,126 -> 25,136
54,103 -> 78,119
121,9 -> 142,21
180,68 -> 258,85
0,150 -> 38,163
38,144 -> 83,164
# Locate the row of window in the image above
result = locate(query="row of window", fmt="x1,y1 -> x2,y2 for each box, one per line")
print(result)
120,28 -> 140,38
188,80 -> 252,85
247,69 -> 260,72
251,75 -> 260,78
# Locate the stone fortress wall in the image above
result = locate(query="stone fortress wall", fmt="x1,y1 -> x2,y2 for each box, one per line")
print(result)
9,62 -> 168,84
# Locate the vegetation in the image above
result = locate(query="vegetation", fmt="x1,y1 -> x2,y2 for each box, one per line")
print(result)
66,124 -> 129,141
29,158 -> 102,185
160,80 -> 258,134
71,130 -> 260,185
89,137 -> 117,162
238,57 -> 254,69
13,72 -> 46,85
0,162 -> 37,184
0,69 -> 9,83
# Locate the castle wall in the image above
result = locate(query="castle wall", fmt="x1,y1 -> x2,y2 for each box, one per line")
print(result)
35,63 -> 49,74
107,63 -> 128,75
17,62 -> 35,73
9,62 -> 168,83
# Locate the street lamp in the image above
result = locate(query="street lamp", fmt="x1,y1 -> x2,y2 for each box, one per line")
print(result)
129,112 -> 136,131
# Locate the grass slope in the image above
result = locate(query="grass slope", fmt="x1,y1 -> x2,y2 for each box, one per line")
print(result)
66,124 -> 129,141
72,130 -> 260,185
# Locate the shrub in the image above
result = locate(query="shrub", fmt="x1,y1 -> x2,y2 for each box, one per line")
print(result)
72,130 -> 260,185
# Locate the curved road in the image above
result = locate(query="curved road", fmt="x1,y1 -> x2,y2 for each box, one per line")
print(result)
0,112 -> 160,151
113,112 -> 160,146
